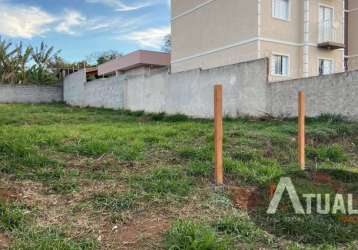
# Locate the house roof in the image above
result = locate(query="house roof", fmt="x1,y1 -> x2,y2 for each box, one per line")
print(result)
98,50 -> 170,75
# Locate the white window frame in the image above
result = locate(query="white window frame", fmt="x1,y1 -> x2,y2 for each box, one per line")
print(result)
318,4 -> 335,42
272,0 -> 291,21
271,53 -> 290,77
318,58 -> 334,75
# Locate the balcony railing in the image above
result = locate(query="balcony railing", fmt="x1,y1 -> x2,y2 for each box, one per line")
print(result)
318,22 -> 345,49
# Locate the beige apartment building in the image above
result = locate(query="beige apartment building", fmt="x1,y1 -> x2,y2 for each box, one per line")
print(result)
171,0 -> 346,80
346,0 -> 358,70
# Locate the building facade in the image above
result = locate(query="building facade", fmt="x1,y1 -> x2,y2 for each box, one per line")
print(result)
171,0 -> 345,80
97,50 -> 170,77
346,0 -> 358,70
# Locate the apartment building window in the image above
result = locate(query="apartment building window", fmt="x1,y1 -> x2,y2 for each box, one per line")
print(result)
319,59 -> 333,75
319,6 -> 333,42
272,0 -> 289,20
272,54 -> 289,76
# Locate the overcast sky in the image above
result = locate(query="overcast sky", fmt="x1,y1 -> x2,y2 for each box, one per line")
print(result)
0,0 -> 170,62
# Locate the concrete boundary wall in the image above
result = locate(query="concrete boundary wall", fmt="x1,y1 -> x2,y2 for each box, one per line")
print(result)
0,84 -> 63,104
124,59 -> 269,118
63,59 -> 270,118
62,58 -> 358,120
63,70 -> 124,109
269,71 -> 358,120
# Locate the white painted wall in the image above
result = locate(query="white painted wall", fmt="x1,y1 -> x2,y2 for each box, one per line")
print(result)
122,59 -> 269,118
63,69 -> 124,109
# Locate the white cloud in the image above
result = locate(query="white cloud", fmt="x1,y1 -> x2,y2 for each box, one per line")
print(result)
55,10 -> 86,35
119,26 -> 170,49
85,0 -> 158,11
0,1 -> 55,38
0,0 -> 165,41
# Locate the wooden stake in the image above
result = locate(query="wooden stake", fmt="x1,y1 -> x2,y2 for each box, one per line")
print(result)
214,85 -> 224,185
298,91 -> 305,170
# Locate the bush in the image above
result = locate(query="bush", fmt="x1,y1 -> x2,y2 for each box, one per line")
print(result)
150,112 -> 166,121
315,114 -> 347,123
163,114 -> 189,122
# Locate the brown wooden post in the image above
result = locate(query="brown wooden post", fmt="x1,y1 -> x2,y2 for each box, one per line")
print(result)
298,91 -> 305,170
214,84 -> 224,185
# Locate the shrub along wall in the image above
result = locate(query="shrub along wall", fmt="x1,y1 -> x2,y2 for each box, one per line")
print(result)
0,84 -> 63,104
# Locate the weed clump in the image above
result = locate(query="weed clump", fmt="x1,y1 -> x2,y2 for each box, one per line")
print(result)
165,220 -> 232,250
213,216 -> 272,244
10,227 -> 97,250
186,161 -> 211,177
131,167 -> 192,198
0,201 -> 25,231
91,191 -> 138,212
307,144 -> 348,162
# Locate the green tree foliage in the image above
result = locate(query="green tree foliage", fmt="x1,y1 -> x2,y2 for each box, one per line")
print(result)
161,34 -> 171,53
86,50 -> 122,65
0,37 -> 62,84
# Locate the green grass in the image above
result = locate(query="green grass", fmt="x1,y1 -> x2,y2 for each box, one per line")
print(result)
91,191 -> 138,212
307,144 -> 348,163
165,220 -> 232,250
213,215 -> 272,244
0,104 -> 357,249
0,201 -> 25,231
9,227 -> 97,250
130,167 -> 193,199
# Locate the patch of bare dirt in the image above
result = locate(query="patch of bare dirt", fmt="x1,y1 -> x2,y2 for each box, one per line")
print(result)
310,172 -> 344,193
65,154 -> 119,170
0,233 -> 9,250
0,188 -> 17,203
63,154 -> 153,176
101,212 -> 170,250
1,173 -> 176,249
0,178 -> 19,202
227,186 -> 263,210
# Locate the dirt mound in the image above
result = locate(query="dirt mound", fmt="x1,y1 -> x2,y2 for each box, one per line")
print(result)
0,233 -> 9,250
310,172 -> 344,193
227,186 -> 263,210
102,213 -> 170,250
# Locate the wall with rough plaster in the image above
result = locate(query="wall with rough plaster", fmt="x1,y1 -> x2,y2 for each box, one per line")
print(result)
269,71 -> 358,120
63,59 -> 358,120
63,70 -> 124,109
0,84 -> 63,104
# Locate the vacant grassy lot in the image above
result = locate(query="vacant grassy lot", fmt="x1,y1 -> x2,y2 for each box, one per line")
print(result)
0,104 -> 357,250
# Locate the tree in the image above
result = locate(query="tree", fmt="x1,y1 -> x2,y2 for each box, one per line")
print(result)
86,50 -> 122,65
16,42 -> 33,83
48,56 -> 92,80
161,35 -> 171,53
31,42 -> 60,69
0,37 -> 63,84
